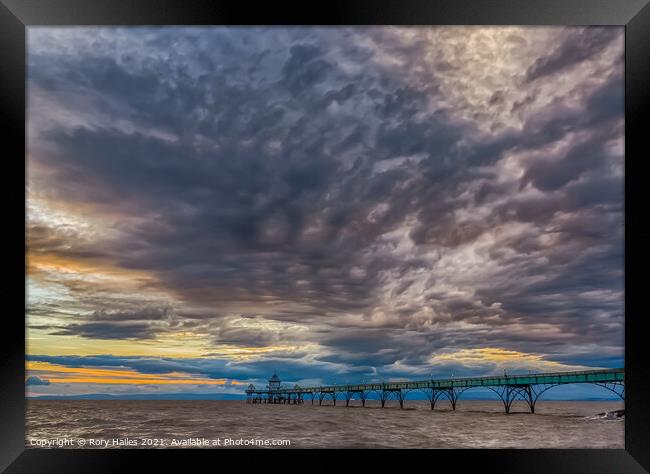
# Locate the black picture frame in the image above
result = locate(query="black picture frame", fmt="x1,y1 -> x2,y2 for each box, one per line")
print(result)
2,0 -> 648,471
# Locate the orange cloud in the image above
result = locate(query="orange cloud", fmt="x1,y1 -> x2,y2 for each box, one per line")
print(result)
27,252 -> 155,284
27,361 -> 237,386
46,377 -> 227,385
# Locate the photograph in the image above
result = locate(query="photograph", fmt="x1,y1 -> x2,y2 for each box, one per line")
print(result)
3,1 -> 650,471
23,25 -> 627,450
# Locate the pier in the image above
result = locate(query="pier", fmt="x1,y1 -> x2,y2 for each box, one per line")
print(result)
245,368 -> 624,414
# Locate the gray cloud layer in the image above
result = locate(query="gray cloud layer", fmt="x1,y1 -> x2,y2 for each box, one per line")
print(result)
26,27 -> 624,382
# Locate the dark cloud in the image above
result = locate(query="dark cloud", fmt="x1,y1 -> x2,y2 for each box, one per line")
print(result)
526,27 -> 620,82
520,125 -> 616,192
26,27 -> 624,377
44,307 -> 174,340
52,322 -> 158,340
281,44 -> 333,95
26,375 -> 51,386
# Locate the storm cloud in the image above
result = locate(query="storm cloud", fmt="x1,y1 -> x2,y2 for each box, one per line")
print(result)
26,27 -> 624,386
26,375 -> 51,386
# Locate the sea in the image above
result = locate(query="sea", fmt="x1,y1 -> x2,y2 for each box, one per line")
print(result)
25,399 -> 624,449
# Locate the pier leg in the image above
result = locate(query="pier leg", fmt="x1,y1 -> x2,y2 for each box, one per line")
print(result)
526,385 -> 535,413
428,390 -> 437,410
444,389 -> 459,411
504,388 -> 512,414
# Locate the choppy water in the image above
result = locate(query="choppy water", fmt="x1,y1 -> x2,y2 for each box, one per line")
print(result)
26,400 -> 624,449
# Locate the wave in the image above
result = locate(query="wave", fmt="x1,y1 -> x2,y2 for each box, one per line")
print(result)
586,409 -> 624,420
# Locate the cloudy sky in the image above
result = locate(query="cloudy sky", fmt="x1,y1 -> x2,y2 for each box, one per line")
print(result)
26,26 -> 624,398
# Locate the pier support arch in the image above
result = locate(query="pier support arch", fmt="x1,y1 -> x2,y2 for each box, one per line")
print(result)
420,388 -> 460,410
594,381 -> 625,399
318,391 -> 336,406
345,390 -> 367,407
488,384 -> 559,414
438,387 -> 469,411
380,389 -> 406,409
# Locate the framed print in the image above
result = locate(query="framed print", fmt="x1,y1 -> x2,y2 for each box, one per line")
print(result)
1,0 -> 649,472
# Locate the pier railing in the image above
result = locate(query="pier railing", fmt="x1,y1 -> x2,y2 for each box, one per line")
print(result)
311,367 -> 624,392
